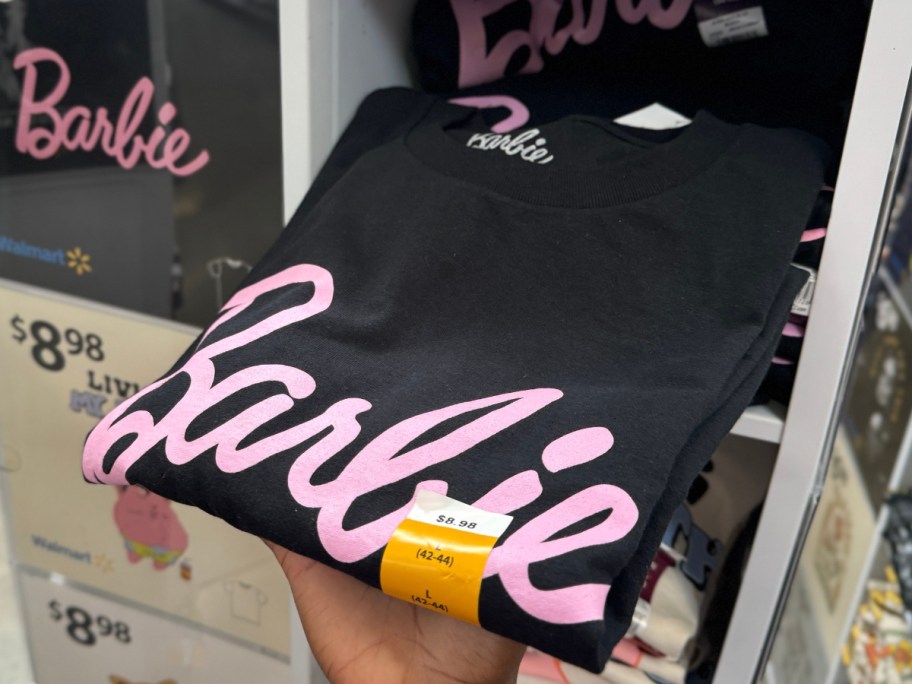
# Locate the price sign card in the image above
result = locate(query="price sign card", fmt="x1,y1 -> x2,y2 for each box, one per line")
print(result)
0,280 -> 290,657
19,569 -> 290,684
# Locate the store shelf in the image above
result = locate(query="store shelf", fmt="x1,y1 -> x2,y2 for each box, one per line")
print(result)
731,403 -> 787,443
717,1 -> 912,678
278,1 -> 912,681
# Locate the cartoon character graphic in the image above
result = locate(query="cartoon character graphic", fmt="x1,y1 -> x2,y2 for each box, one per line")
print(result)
113,485 -> 188,570
814,492 -> 852,610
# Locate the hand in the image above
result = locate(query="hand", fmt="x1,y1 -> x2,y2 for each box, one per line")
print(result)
266,541 -> 524,684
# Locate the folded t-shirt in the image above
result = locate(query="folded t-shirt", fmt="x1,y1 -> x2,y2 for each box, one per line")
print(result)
82,88 -> 824,672
412,0 -> 868,154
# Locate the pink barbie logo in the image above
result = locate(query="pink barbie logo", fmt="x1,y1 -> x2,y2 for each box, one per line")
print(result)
450,0 -> 693,88
83,264 -> 638,625
450,95 -> 531,133
14,48 -> 209,177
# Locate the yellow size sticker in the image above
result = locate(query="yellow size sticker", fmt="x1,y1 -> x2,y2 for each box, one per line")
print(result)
380,490 -> 513,625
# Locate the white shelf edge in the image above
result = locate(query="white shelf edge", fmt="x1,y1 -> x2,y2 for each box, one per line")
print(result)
716,0 -> 912,678
731,403 -> 787,443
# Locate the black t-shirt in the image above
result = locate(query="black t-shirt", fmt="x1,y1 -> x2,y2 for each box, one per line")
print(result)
411,0 -> 868,156
82,88 -> 824,671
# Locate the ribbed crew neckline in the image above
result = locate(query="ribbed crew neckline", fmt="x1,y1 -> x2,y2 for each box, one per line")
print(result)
405,104 -> 741,208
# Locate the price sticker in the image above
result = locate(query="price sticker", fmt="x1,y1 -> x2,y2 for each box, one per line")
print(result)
790,264 -> 817,316
693,0 -> 769,48
380,490 -> 512,625
48,599 -> 132,647
9,314 -> 105,371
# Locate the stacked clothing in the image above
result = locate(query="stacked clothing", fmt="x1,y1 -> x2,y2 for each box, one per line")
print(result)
517,551 -> 701,683
411,0 -> 867,162
82,87 -> 826,671
842,568 -> 912,684
518,435 -> 775,681
886,494 -> 912,625
412,0 -> 867,405
754,187 -> 832,405
411,0 -> 861,406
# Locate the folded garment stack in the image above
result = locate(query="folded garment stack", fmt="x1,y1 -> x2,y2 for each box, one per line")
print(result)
519,434 -> 776,681
82,86 -> 826,671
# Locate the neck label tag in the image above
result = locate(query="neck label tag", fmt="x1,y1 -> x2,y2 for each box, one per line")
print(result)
791,263 -> 817,316
694,0 -> 769,48
614,103 -> 692,131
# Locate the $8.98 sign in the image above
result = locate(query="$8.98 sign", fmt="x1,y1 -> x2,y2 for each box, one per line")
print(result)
9,314 -> 104,371
20,570 -> 293,683
48,599 -> 131,647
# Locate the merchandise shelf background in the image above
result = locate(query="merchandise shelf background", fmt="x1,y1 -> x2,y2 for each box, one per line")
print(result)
276,0 -> 912,681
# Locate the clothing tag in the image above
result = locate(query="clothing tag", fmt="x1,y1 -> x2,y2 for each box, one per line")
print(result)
465,129 -> 554,164
693,0 -> 768,48
379,490 -> 513,624
791,264 -> 817,316
614,103 -> 692,131
625,599 -> 651,638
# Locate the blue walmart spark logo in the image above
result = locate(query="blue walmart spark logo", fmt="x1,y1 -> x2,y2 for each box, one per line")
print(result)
0,235 -> 92,276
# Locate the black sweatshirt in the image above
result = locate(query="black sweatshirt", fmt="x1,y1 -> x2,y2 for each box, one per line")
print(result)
83,88 -> 824,671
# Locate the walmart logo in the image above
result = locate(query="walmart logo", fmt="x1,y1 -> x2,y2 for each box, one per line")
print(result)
0,235 -> 92,276
66,246 -> 92,275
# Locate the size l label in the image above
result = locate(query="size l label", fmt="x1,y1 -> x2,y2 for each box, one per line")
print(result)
791,263 -> 817,316
693,0 -> 768,48
380,490 -> 512,624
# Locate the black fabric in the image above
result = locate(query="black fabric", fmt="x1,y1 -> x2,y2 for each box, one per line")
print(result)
605,265 -> 807,652
686,505 -> 763,684
412,0 -> 868,156
82,87 -> 825,672
755,361 -> 798,406
751,186 -> 831,406
775,330 -> 803,361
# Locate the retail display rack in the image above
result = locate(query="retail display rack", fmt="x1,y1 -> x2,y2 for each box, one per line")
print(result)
276,1 -> 912,681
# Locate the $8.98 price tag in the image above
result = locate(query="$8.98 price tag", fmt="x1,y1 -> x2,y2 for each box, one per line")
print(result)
48,599 -> 131,647
9,314 -> 105,372
20,570 -> 291,682
379,491 -> 512,624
